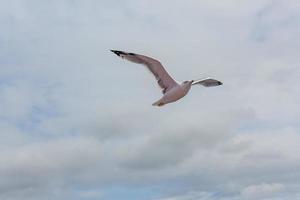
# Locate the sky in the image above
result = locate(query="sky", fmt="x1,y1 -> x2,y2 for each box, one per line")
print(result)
0,0 -> 300,199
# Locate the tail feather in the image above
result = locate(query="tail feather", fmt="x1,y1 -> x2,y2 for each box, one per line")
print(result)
152,100 -> 165,107
152,101 -> 159,106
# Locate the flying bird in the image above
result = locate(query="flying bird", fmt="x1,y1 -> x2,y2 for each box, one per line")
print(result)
111,50 -> 222,106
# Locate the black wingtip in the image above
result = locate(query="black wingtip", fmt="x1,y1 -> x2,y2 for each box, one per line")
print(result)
218,81 -> 223,85
110,50 -> 123,56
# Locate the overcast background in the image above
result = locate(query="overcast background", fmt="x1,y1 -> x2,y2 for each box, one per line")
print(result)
0,0 -> 300,200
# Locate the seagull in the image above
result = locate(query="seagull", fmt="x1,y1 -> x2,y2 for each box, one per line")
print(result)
111,50 -> 222,106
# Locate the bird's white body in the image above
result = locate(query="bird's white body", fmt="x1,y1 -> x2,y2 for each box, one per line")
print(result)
111,50 -> 222,106
152,82 -> 192,106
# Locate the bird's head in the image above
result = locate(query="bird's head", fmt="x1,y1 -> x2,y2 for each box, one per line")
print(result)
181,80 -> 194,90
182,80 -> 194,85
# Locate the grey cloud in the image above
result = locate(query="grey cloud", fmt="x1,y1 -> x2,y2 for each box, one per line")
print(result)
122,112 -> 236,170
0,0 -> 300,199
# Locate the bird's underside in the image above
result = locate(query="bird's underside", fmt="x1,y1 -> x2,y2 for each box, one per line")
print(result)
111,50 -> 222,106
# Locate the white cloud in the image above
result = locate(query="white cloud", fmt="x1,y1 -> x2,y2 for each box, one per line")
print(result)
155,191 -> 218,200
0,0 -> 300,199
241,183 -> 284,199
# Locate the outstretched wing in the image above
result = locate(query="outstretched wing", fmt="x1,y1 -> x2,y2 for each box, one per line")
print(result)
192,78 -> 223,87
111,50 -> 178,94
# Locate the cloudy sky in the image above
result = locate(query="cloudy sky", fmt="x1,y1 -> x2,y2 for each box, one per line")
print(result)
0,0 -> 300,199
